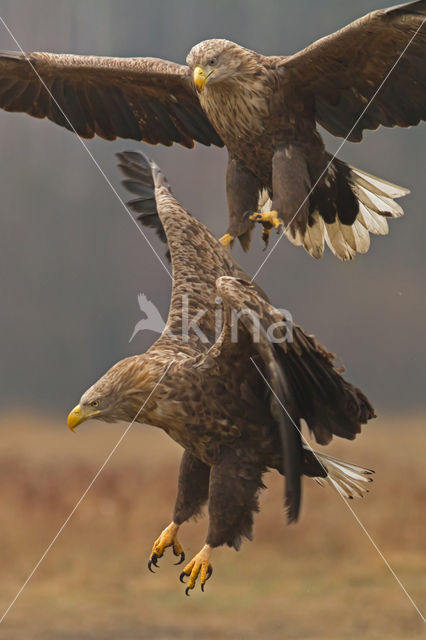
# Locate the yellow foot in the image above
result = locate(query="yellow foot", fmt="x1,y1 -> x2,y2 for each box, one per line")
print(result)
249,210 -> 281,247
179,544 -> 213,595
148,522 -> 185,572
219,233 -> 234,249
249,209 -> 281,229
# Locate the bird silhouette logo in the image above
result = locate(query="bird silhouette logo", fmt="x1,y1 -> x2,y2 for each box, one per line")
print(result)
129,294 -> 166,342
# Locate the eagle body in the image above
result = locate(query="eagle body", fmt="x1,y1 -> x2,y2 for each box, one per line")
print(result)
196,57 -> 328,248
67,152 -> 375,591
196,56 -> 315,174
1,1 -> 424,259
144,357 -> 283,470
108,168 -> 284,469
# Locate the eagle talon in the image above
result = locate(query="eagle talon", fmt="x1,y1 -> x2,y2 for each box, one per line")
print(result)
180,544 -> 213,595
174,551 -> 185,565
262,228 -> 271,248
148,522 -> 184,572
147,553 -> 159,572
249,210 -> 281,230
219,233 -> 234,250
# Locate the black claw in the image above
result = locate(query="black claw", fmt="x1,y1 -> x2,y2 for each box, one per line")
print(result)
243,209 -> 254,220
174,551 -> 185,566
201,583 -> 205,593
148,553 -> 159,573
185,587 -> 191,597
179,571 -> 187,583
206,566 -> 213,581
262,233 -> 270,248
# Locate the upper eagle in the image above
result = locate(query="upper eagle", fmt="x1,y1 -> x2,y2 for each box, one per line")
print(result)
66,151 -> 375,594
0,1 -> 425,258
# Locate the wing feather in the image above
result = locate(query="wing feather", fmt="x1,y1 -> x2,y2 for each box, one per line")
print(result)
213,276 -> 375,520
0,51 -> 223,147
281,1 -> 426,140
215,276 -> 304,524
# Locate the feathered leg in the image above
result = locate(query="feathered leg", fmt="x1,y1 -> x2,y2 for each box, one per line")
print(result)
148,451 -> 210,571
219,154 -> 261,251
180,449 -> 264,594
250,144 -> 311,248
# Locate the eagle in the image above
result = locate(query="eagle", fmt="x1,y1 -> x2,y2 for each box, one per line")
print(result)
0,1 -> 425,259
67,151 -> 375,594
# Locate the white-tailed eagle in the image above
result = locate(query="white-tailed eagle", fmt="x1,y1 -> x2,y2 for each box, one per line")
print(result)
66,151 -> 375,594
0,1 -> 424,258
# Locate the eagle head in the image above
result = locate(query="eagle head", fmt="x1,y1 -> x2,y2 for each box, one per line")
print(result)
187,39 -> 259,92
67,354 -> 156,431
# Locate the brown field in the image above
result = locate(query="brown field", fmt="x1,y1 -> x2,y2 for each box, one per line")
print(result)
0,412 -> 424,639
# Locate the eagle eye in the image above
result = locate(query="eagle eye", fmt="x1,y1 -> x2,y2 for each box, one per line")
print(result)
208,57 -> 218,66
90,400 -> 99,408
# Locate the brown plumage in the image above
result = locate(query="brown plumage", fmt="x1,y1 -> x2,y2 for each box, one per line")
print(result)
67,151 -> 375,593
1,2 -> 424,258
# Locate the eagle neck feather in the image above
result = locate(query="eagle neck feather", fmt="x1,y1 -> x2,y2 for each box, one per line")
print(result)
200,74 -> 271,140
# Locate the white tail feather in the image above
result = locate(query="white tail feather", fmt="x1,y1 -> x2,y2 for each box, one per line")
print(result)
324,220 -> 356,261
259,189 -> 271,212
354,185 -> 404,217
352,219 -> 370,253
301,211 -> 325,258
351,167 -> 410,199
304,445 -> 374,500
258,164 -> 408,260
358,203 -> 389,235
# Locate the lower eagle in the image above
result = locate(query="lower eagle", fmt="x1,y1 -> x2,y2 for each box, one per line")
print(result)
67,152 -> 375,594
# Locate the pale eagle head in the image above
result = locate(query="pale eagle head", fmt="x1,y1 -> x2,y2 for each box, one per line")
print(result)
67,354 -> 156,430
186,39 -> 260,92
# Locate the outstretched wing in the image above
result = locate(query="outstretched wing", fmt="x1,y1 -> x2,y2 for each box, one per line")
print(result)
214,276 -> 375,522
282,0 -> 426,141
0,51 -> 223,148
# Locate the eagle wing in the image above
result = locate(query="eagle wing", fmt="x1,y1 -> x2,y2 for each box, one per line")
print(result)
214,276 -> 303,524
282,0 -> 426,141
0,51 -> 223,147
212,276 -> 375,522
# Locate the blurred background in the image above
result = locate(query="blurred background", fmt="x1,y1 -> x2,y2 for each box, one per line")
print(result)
0,1 -> 425,638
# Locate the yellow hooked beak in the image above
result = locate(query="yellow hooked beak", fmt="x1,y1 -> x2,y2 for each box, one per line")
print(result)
193,65 -> 213,92
67,404 -> 100,432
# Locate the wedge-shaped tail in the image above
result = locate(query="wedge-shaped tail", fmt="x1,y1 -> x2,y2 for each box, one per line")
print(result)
322,165 -> 408,261
305,445 -> 374,499
263,155 -> 410,261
